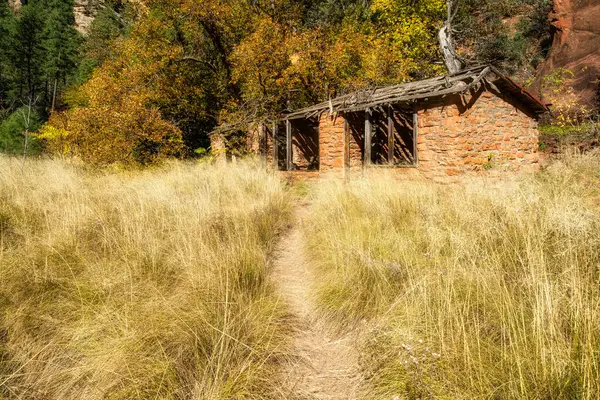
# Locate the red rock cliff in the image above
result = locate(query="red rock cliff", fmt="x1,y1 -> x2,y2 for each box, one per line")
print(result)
534,0 -> 600,109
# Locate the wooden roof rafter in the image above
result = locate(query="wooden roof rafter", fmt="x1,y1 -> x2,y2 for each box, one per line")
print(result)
284,65 -> 549,120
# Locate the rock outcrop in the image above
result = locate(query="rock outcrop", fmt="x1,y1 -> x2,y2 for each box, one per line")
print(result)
73,0 -> 96,34
7,0 -> 21,11
534,0 -> 600,109
7,0 -> 97,34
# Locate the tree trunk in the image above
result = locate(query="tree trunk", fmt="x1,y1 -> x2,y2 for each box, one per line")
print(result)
21,96 -> 32,173
51,77 -> 57,113
439,0 -> 463,74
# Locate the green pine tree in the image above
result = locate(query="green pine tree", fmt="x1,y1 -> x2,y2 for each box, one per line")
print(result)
12,1 -> 45,107
0,1 -> 15,110
42,0 -> 80,111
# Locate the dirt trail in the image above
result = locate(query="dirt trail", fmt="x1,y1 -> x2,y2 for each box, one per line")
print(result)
272,205 -> 362,400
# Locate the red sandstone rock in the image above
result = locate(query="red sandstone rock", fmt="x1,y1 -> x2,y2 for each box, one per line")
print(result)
534,0 -> 600,109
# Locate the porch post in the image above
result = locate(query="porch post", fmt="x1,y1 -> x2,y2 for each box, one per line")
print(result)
387,105 -> 394,165
259,123 -> 265,158
364,109 -> 372,166
344,118 -> 350,168
272,121 -> 278,169
286,119 -> 292,171
413,111 -> 419,166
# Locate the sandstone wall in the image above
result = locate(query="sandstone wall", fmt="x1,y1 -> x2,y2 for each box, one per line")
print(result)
8,0 -> 99,34
264,125 -> 275,167
209,133 -> 226,161
416,92 -> 539,180
73,0 -> 96,34
313,90 -> 539,180
319,113 -> 345,170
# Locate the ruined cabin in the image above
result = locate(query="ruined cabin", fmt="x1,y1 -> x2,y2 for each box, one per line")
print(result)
212,65 -> 548,179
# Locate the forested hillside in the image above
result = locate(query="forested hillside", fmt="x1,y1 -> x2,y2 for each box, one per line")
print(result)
0,0 -> 564,165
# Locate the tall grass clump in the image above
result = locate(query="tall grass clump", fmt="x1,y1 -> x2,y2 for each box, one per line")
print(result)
0,157 -> 291,399
305,152 -> 600,399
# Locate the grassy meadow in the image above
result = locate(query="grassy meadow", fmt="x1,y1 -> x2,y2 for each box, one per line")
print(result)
1,151 -> 599,399
0,158 -> 292,399
304,152 -> 600,399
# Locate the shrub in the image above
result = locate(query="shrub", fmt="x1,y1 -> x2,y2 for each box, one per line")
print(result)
0,106 -> 42,155
542,68 -> 592,126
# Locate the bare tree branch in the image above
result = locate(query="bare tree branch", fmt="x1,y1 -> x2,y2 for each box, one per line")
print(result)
439,0 -> 464,74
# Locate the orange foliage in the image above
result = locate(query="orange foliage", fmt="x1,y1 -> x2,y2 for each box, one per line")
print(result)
42,0 -> 450,164
44,11 -> 184,165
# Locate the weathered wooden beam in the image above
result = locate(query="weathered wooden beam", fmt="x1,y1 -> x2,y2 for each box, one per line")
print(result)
259,123 -> 266,158
387,105 -> 394,165
283,66 -> 493,120
464,66 -> 491,92
272,121 -> 278,169
338,82 -> 468,113
413,112 -> 418,166
344,118 -> 350,168
364,109 -> 372,167
286,119 -> 292,171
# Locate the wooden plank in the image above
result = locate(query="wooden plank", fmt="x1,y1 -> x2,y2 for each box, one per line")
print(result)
337,82 -> 469,113
413,112 -> 418,166
387,105 -> 394,165
344,118 -> 350,168
364,110 -> 372,166
286,119 -> 292,171
272,121 -> 278,169
259,123 -> 266,158
284,67 -> 488,119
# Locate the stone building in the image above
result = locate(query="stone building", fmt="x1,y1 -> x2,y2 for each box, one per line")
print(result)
212,65 -> 548,179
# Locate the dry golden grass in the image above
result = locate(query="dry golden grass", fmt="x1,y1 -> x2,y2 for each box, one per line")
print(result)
304,152 -> 600,399
0,157 -> 292,399
2,152 -> 600,399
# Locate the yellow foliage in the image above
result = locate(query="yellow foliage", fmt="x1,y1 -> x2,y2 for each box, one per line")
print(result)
542,68 -> 591,126
370,0 -> 447,79
43,13 -> 184,166
37,112 -> 72,156
43,0 -> 454,162
226,0 -> 448,125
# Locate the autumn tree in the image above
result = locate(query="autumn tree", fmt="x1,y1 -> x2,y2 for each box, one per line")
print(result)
41,8 -> 184,165
370,0 -> 446,80
39,0 -> 555,163
227,0 -> 447,128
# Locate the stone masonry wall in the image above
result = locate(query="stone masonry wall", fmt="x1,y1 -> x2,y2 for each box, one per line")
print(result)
416,91 -> 539,179
210,133 -> 226,161
313,89 -> 539,179
227,89 -> 539,179
319,113 -> 345,170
